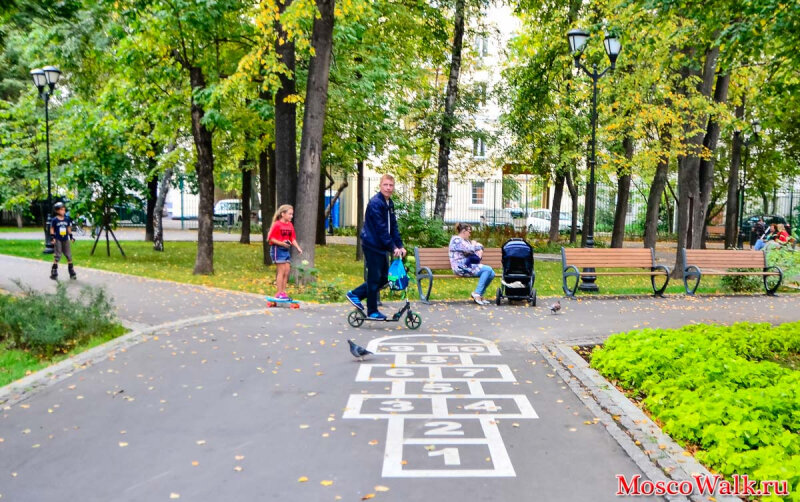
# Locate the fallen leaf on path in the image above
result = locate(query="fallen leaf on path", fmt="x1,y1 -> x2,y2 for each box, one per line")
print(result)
235,455 -> 244,461
169,493 -> 180,499
196,440 -> 206,446
374,485 -> 389,492
299,424 -> 310,429
191,461 -> 199,467
234,466 -> 243,472
368,440 -> 378,446
298,476 -> 308,483
118,442 -> 128,447
320,480 -> 333,486
361,494 -> 375,500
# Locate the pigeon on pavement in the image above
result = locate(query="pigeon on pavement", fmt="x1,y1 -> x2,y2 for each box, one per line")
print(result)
549,300 -> 561,314
348,339 -> 373,361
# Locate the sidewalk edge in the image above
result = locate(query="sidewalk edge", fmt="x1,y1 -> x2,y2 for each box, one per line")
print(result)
536,342 -> 742,502
0,308 -> 266,407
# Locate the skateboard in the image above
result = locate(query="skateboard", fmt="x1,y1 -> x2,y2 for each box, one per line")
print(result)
266,296 -> 300,308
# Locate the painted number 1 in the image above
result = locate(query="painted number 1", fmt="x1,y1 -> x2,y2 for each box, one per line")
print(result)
428,447 -> 461,465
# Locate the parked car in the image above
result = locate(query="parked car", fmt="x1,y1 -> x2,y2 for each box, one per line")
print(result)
526,209 -> 583,233
483,208 -> 524,229
213,199 -> 243,223
112,202 -> 146,224
741,214 -> 788,238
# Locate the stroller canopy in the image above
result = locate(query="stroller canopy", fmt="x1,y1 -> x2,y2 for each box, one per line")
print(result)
502,238 -> 533,260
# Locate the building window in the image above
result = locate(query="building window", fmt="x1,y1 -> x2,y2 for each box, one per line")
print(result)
476,35 -> 489,57
473,137 -> 486,158
472,181 -> 485,205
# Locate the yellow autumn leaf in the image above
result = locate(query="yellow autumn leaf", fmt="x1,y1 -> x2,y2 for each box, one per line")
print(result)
298,476 -> 308,483
361,495 -> 375,500
320,480 -> 333,486
374,485 -> 389,492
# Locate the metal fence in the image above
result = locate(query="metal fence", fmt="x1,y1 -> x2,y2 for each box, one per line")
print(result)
335,176 -> 800,239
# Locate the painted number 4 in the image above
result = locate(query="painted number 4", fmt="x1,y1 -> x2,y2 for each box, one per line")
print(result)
464,400 -> 501,412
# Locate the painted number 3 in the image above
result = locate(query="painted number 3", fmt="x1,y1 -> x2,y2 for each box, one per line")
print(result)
379,399 -> 414,412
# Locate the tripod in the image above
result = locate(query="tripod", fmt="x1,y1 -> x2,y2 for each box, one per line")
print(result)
90,210 -> 126,257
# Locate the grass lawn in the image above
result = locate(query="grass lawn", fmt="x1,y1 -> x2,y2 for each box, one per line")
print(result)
0,324 -> 127,387
0,226 -> 40,233
0,239 -> 743,301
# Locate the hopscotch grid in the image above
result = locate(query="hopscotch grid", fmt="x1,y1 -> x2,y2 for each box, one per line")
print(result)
347,335 -> 536,478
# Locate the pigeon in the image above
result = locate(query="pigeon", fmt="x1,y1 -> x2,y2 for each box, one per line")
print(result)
549,300 -> 561,314
348,339 -> 373,361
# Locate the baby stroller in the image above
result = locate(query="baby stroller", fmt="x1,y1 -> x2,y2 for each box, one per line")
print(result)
495,238 -> 536,306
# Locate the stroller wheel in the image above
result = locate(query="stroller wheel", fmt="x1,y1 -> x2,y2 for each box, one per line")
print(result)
405,312 -> 422,330
529,290 -> 537,307
495,287 -> 502,306
347,309 -> 366,328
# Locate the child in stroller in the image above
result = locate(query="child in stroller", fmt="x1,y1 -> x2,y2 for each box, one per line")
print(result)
495,238 -> 536,306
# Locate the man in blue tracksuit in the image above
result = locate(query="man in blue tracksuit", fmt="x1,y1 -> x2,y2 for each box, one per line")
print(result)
347,174 -> 407,319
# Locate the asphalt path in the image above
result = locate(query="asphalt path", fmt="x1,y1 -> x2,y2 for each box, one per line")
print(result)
2,254 -> 800,501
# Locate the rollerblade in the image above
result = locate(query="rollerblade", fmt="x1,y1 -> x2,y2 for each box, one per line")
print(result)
68,264 -> 77,280
50,264 -> 58,280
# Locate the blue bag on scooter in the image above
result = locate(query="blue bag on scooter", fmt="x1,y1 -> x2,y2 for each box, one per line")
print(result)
387,258 -> 409,291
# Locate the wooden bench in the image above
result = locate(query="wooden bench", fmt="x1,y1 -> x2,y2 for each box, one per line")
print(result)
415,247 -> 502,304
561,248 -> 670,298
681,248 -> 782,295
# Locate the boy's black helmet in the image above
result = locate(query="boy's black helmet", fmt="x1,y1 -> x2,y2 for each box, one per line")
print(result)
53,202 -> 65,210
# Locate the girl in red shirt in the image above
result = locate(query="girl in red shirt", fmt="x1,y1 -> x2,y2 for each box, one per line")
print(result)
267,205 -> 303,300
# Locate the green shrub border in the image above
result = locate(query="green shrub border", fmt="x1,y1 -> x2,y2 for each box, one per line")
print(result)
591,322 -> 800,500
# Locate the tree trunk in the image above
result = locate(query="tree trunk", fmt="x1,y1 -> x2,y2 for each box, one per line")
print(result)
153,168 -> 173,252
432,0 -> 465,220
548,172 -> 565,243
565,169 -> 578,244
611,137 -> 633,248
724,103 -> 745,248
316,167 -> 327,245
698,73 -> 730,249
356,155 -> 364,261
674,45 -> 718,274
145,173 -> 158,242
189,67 -> 215,275
644,132 -> 671,249
293,0 -> 335,270
240,164 -> 252,244
259,143 -> 276,265
275,0 -> 298,207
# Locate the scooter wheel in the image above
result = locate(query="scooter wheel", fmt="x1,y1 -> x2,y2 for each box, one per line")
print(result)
267,301 -> 277,307
405,312 -> 422,330
290,303 -> 300,309
348,309 -> 366,328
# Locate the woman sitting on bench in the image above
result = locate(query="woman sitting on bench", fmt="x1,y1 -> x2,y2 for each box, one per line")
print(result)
448,223 -> 495,305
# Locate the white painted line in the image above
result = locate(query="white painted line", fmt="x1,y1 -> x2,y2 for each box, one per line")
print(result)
480,418 -> 516,476
382,417 -> 407,477
467,381 -> 485,396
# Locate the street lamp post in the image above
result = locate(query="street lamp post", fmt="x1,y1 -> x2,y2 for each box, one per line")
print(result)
736,120 -> 761,249
30,66 -> 62,254
567,29 -> 621,291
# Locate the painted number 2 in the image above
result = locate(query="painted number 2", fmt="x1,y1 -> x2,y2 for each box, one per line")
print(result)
424,421 -> 464,436
428,447 -> 461,465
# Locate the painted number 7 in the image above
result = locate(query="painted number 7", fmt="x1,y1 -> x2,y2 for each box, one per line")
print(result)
428,447 -> 461,466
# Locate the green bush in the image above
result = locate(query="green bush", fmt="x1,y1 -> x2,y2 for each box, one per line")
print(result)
591,322 -> 800,499
0,283 -> 115,357
721,269 -> 762,292
394,200 -> 450,248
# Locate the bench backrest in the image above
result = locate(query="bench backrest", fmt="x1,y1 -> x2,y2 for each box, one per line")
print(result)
682,249 -> 766,270
415,247 -> 503,271
561,248 -> 655,268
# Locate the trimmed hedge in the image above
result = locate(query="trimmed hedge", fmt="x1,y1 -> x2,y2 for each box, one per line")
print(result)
591,322 -> 800,500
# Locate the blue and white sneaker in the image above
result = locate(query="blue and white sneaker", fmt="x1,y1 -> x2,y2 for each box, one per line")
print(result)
346,291 -> 364,311
369,311 -> 387,320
